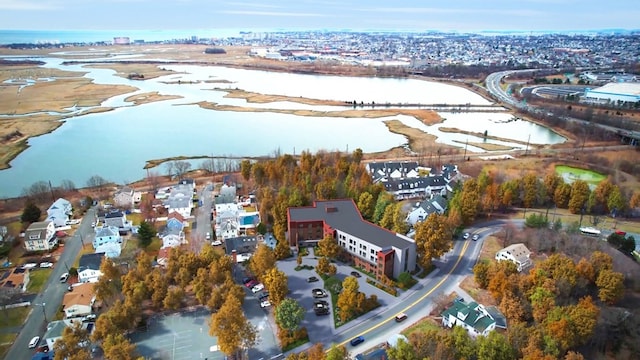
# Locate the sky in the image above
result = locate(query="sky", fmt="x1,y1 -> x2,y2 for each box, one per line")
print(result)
0,0 -> 638,33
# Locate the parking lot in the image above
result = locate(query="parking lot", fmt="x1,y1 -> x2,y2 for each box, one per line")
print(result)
277,248 -> 397,345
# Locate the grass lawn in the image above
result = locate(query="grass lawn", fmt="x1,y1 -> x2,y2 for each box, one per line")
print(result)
401,316 -> 441,338
555,164 -> 607,188
26,268 -> 53,293
0,306 -> 30,328
0,333 -> 17,360
479,235 -> 502,262
126,212 -> 144,225
144,237 -> 162,255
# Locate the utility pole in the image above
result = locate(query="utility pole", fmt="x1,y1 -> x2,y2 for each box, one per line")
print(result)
524,134 -> 531,156
463,139 -> 468,162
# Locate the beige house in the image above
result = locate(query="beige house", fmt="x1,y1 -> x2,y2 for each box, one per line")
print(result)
24,221 -> 58,252
62,283 -> 96,319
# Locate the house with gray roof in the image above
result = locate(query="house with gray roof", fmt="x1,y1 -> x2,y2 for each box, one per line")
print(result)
383,174 -> 448,200
406,195 -> 448,226
288,199 -> 416,280
495,243 -> 532,272
224,235 -> 258,263
46,198 -> 73,227
114,186 -> 135,208
442,299 -> 498,337
366,161 -> 420,182
24,221 -> 58,252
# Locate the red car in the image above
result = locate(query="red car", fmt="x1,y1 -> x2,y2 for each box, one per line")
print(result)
245,280 -> 258,288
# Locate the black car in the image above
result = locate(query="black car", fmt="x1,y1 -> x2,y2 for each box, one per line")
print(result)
312,289 -> 328,298
350,271 -> 361,278
314,300 -> 329,306
242,277 -> 254,285
259,293 -> 269,301
307,276 -> 319,283
315,308 -> 329,316
350,336 -> 365,346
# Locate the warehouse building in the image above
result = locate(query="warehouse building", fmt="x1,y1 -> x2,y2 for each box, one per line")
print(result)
583,82 -> 640,104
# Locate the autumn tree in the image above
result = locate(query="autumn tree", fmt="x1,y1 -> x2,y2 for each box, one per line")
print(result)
607,185 -> 626,215
554,183 -> 572,209
163,286 -> 185,310
543,172 -> 563,205
357,191 -> 375,220
94,258 -> 122,305
325,344 -> 349,360
568,180 -> 590,214
414,213 -> 452,270
387,337 -> 418,360
240,159 -> 252,181
373,192 -> 394,224
318,234 -> 341,259
263,267 -> 289,306
595,269 -> 625,305
522,172 -> 541,208
337,276 -> 364,322
473,261 -> 490,288
248,244 -> 276,281
379,202 -> 395,230
591,179 -> 614,214
476,331 -> 516,360
316,256 -> 337,277
53,322 -> 91,360
392,202 -> 409,234
452,178 -> 480,224
209,296 -> 257,359
102,333 -> 141,360
275,298 -> 305,333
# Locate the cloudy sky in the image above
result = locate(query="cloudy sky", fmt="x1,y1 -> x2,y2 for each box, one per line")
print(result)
0,0 -> 637,33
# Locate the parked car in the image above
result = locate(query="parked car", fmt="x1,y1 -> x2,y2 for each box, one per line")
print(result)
39,262 -> 53,268
28,336 -> 40,349
307,276 -> 319,283
312,289 -> 328,298
260,300 -> 271,308
315,308 -> 329,316
205,232 -> 211,240
350,336 -> 365,346
211,239 -> 222,246
242,277 -> 254,285
245,280 -> 258,288
258,293 -> 269,301
463,232 -> 470,239
60,273 -> 69,282
472,234 -> 479,241
82,314 -> 97,322
395,313 -> 408,322
350,271 -> 361,278
251,283 -> 264,293
22,263 -> 37,269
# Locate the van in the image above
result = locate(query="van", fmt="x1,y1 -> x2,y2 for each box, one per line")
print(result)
395,313 -> 408,322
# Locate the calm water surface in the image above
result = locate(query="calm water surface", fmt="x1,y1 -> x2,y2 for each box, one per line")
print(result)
0,57 -> 564,198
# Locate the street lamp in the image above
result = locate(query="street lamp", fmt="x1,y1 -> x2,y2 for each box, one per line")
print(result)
35,302 -> 47,323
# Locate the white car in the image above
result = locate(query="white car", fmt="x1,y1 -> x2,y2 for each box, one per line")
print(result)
39,262 -> 53,268
28,336 -> 40,349
251,283 -> 264,293
60,273 -> 69,283
82,314 -> 97,322
22,263 -> 37,269
260,300 -> 271,308
205,232 -> 211,240
211,240 -> 222,246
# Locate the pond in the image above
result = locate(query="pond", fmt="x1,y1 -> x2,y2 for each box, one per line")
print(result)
555,165 -> 607,189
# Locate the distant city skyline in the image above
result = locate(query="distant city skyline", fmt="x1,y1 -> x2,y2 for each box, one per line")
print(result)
0,0 -> 638,34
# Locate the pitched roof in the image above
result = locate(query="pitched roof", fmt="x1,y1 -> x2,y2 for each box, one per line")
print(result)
498,243 -> 531,263
442,300 -> 496,333
167,211 -> 185,222
79,253 -> 104,271
43,320 -> 68,340
225,236 -> 258,256
62,283 -> 95,308
115,186 -> 134,195
104,211 -> 124,219
288,199 -> 414,249
94,226 -> 119,238
383,175 -> 446,192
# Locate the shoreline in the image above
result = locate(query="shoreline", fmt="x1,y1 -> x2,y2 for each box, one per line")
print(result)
0,44 -> 576,172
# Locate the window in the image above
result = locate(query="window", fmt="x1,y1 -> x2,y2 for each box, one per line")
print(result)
370,249 -> 375,254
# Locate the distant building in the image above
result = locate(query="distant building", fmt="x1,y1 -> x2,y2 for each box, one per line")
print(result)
113,37 -> 130,45
583,82 -> 640,104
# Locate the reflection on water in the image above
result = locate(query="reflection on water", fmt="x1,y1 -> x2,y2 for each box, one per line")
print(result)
0,57 -> 565,198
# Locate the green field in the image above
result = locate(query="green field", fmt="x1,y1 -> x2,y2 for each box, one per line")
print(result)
26,268 -> 52,293
555,165 -> 607,188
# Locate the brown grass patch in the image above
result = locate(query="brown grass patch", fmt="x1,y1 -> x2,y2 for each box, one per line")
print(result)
459,276 -> 497,306
123,91 -> 183,105
84,63 -> 176,80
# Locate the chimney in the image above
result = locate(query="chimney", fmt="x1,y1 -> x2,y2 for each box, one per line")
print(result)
325,206 -> 338,213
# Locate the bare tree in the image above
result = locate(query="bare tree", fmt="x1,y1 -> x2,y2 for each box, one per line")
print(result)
86,175 -> 109,198
172,160 -> 191,180
201,158 -> 216,173
60,179 -> 76,192
164,161 -> 175,177
145,170 -> 161,193
21,181 -> 50,200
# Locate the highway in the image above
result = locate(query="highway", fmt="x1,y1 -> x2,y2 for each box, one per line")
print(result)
7,208 -> 96,360
299,220 -> 521,357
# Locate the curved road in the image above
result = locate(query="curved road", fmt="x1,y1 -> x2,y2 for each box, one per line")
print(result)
305,219 -> 522,357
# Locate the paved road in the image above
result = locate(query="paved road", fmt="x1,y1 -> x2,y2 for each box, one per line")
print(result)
7,208 -> 96,360
287,220 -> 523,357
193,182 -> 213,252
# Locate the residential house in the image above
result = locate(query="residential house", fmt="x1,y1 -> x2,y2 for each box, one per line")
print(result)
24,221 -> 58,252
365,161 -> 420,182
113,186 -> 135,208
43,320 -> 67,350
163,183 -> 194,218
78,253 -> 104,283
495,243 -> 532,272
157,247 -> 172,267
383,174 -> 448,200
217,219 -> 239,240
216,183 -> 237,204
166,212 -> 186,232
288,199 -> 417,280
0,267 -> 30,292
225,235 -> 258,263
46,198 -> 73,228
406,195 -> 448,227
94,242 -> 121,258
62,283 -> 96,319
442,300 -> 497,337
161,229 -> 186,249
103,210 -> 131,230
93,226 -> 122,249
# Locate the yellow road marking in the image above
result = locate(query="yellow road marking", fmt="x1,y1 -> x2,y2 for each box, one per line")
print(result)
334,239 -> 472,348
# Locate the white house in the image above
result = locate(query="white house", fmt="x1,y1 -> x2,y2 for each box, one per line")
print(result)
161,229 -> 186,249
495,243 -> 532,272
406,195 -> 447,226
114,186 -> 135,208
24,221 -> 58,252
78,253 -> 104,283
164,183 -> 194,218
94,242 -> 122,258
442,300 -> 497,338
46,198 -> 73,227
